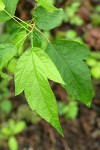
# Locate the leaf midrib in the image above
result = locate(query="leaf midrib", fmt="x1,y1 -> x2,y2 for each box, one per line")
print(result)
31,50 -> 57,122
52,44 -> 82,93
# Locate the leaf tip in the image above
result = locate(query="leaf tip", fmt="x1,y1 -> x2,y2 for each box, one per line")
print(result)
0,0 -> 5,11
86,101 -> 92,108
56,123 -> 64,137
60,131 -> 64,137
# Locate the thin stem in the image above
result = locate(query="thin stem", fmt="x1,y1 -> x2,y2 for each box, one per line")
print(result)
31,32 -> 33,48
14,16 -> 32,28
3,9 -> 30,32
35,27 -> 50,43
15,31 -> 31,46
15,24 -> 35,46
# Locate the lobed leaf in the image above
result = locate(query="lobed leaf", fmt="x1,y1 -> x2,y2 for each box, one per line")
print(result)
15,47 -> 64,136
46,40 -> 93,106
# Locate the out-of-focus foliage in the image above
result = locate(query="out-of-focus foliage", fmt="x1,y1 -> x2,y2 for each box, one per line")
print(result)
58,100 -> 78,120
17,104 -> 41,124
87,52 -> 100,79
56,29 -> 83,43
91,5 -> 100,26
63,1 -> 83,26
0,79 -> 12,118
0,119 -> 26,150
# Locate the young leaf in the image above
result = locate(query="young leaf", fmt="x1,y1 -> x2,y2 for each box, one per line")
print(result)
32,29 -> 42,47
14,121 -> 26,134
0,0 -> 5,11
12,30 -> 27,49
35,0 -> 56,11
8,137 -> 18,150
0,43 -> 17,69
15,48 -> 64,136
46,40 -> 93,106
0,0 -> 19,22
34,6 -> 63,30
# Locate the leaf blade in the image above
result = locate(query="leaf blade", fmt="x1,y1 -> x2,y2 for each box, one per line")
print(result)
15,48 -> 64,136
35,0 -> 56,11
46,40 -> 93,106
24,71 -> 63,136
0,0 -> 19,22
33,48 -> 65,84
0,0 -> 5,11
34,6 -> 63,30
0,43 -> 17,69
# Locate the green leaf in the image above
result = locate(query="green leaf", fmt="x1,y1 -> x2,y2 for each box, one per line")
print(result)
1,100 -> 12,113
15,48 -> 64,94
35,0 -> 56,11
7,58 -> 17,73
0,0 -> 19,22
0,0 -> 5,11
32,29 -> 42,47
0,43 -> 17,69
8,119 -> 15,131
46,40 -> 93,106
1,127 -> 12,137
14,121 -> 26,134
15,47 -> 64,136
58,101 -> 78,119
34,6 -> 63,30
91,66 -> 100,79
8,137 -> 18,150
12,30 -> 27,49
